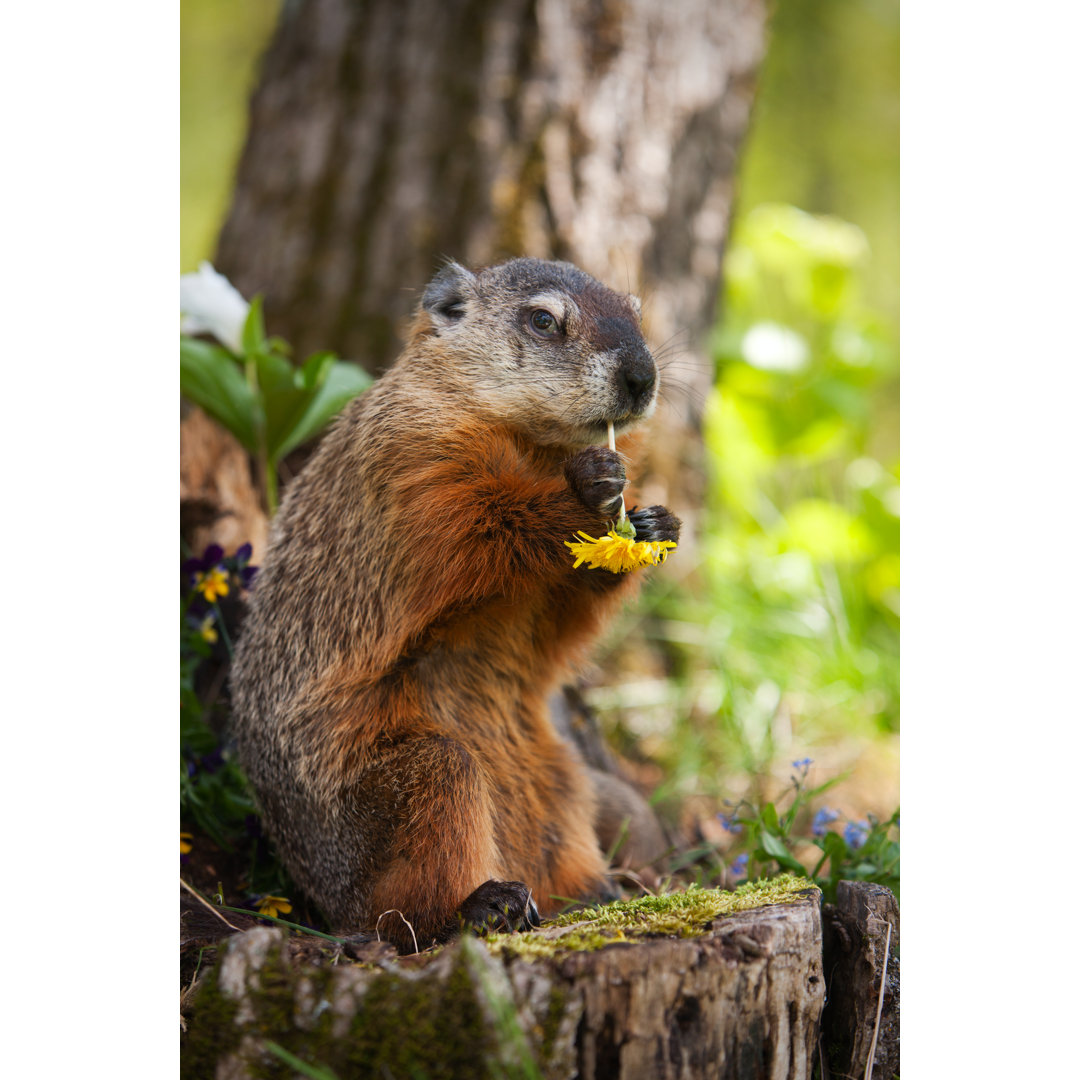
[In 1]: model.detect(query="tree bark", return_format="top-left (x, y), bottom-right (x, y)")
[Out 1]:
top-left (820, 882), bottom-right (900, 1080)
top-left (215, 0), bottom-right (767, 521)
top-left (182, 886), bottom-right (825, 1079)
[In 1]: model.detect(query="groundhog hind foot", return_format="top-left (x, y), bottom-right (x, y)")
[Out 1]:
top-left (454, 879), bottom-right (542, 937)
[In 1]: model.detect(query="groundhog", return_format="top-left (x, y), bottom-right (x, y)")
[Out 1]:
top-left (229, 257), bottom-right (681, 951)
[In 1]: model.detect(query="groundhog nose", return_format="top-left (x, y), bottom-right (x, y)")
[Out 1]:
top-left (620, 360), bottom-right (656, 408)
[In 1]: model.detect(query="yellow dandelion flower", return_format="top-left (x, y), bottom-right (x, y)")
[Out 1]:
top-left (566, 530), bottom-right (677, 573)
top-left (566, 420), bottom-right (677, 574)
top-left (180, 832), bottom-right (193, 855)
top-left (256, 895), bottom-right (293, 919)
top-left (195, 566), bottom-right (230, 603)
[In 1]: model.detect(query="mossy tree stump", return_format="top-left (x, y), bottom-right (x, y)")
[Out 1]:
top-left (183, 878), bottom-right (828, 1079)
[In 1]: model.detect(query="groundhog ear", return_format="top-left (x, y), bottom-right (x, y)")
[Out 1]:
top-left (422, 261), bottom-right (477, 328)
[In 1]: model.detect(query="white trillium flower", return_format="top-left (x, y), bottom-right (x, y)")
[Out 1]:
top-left (180, 262), bottom-right (251, 354)
top-left (740, 321), bottom-right (810, 373)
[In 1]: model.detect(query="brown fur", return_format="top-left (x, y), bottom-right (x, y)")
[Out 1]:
top-left (230, 258), bottom-right (679, 950)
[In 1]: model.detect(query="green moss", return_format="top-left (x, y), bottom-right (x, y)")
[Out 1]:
top-left (538, 985), bottom-right (568, 1065)
top-left (485, 874), bottom-right (817, 960)
top-left (180, 966), bottom-right (242, 1080)
top-left (349, 946), bottom-right (498, 1077)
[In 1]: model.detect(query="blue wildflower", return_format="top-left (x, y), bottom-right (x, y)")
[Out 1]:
top-left (844, 820), bottom-right (870, 850)
top-left (792, 757), bottom-right (813, 771)
top-left (730, 853), bottom-right (749, 878)
top-left (717, 812), bottom-right (743, 834)
top-left (812, 807), bottom-right (840, 838)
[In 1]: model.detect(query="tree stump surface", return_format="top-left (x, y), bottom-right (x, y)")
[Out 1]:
top-left (180, 403), bottom-right (269, 564)
top-left (820, 881), bottom-right (899, 1080)
top-left (182, 881), bottom-right (828, 1080)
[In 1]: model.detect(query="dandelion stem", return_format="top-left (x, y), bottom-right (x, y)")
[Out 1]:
top-left (607, 421), bottom-right (627, 526)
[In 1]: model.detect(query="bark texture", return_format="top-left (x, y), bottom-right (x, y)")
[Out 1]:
top-left (215, 0), bottom-right (767, 520)
top-left (820, 882), bottom-right (900, 1080)
top-left (183, 889), bottom-right (825, 1080)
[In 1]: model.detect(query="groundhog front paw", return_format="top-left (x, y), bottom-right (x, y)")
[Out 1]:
top-left (626, 505), bottom-right (681, 544)
top-left (565, 447), bottom-right (627, 516)
top-left (458, 879), bottom-right (542, 935)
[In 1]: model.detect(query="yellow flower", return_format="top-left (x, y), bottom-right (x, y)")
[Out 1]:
top-left (256, 895), bottom-right (293, 919)
top-left (566, 530), bottom-right (677, 573)
top-left (195, 566), bottom-right (230, 603)
top-left (198, 614), bottom-right (218, 644)
top-left (180, 832), bottom-right (193, 855)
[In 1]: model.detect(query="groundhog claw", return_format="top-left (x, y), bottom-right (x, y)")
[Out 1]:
top-left (565, 446), bottom-right (627, 516)
top-left (459, 879), bottom-right (541, 935)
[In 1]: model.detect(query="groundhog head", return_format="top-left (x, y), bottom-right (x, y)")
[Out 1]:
top-left (416, 257), bottom-right (658, 447)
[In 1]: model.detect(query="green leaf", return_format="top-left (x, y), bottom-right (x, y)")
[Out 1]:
top-left (265, 335), bottom-right (293, 357)
top-left (820, 831), bottom-right (848, 866)
top-left (252, 347), bottom-right (321, 462)
top-left (298, 350), bottom-right (337, 393)
top-left (242, 295), bottom-right (266, 356)
top-left (180, 338), bottom-right (258, 451)
top-left (761, 802), bottom-right (782, 834)
top-left (758, 830), bottom-right (804, 873)
top-left (803, 775), bottom-right (848, 801)
top-left (759, 830), bottom-right (788, 858)
top-left (274, 360), bottom-right (373, 460)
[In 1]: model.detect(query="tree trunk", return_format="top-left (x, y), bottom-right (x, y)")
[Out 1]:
top-left (215, 0), bottom-right (767, 521)
top-left (182, 883), bottom-right (825, 1079)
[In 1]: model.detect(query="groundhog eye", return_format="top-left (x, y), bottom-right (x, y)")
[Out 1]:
top-left (529, 309), bottom-right (558, 336)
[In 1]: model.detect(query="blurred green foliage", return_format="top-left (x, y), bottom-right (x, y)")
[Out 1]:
top-left (599, 1), bottom-right (899, 827)
top-left (703, 0), bottom-right (900, 765)
top-left (707, 201), bottom-right (898, 724)
top-left (606, 201), bottom-right (899, 815)
top-left (671, 762), bottom-right (899, 903)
